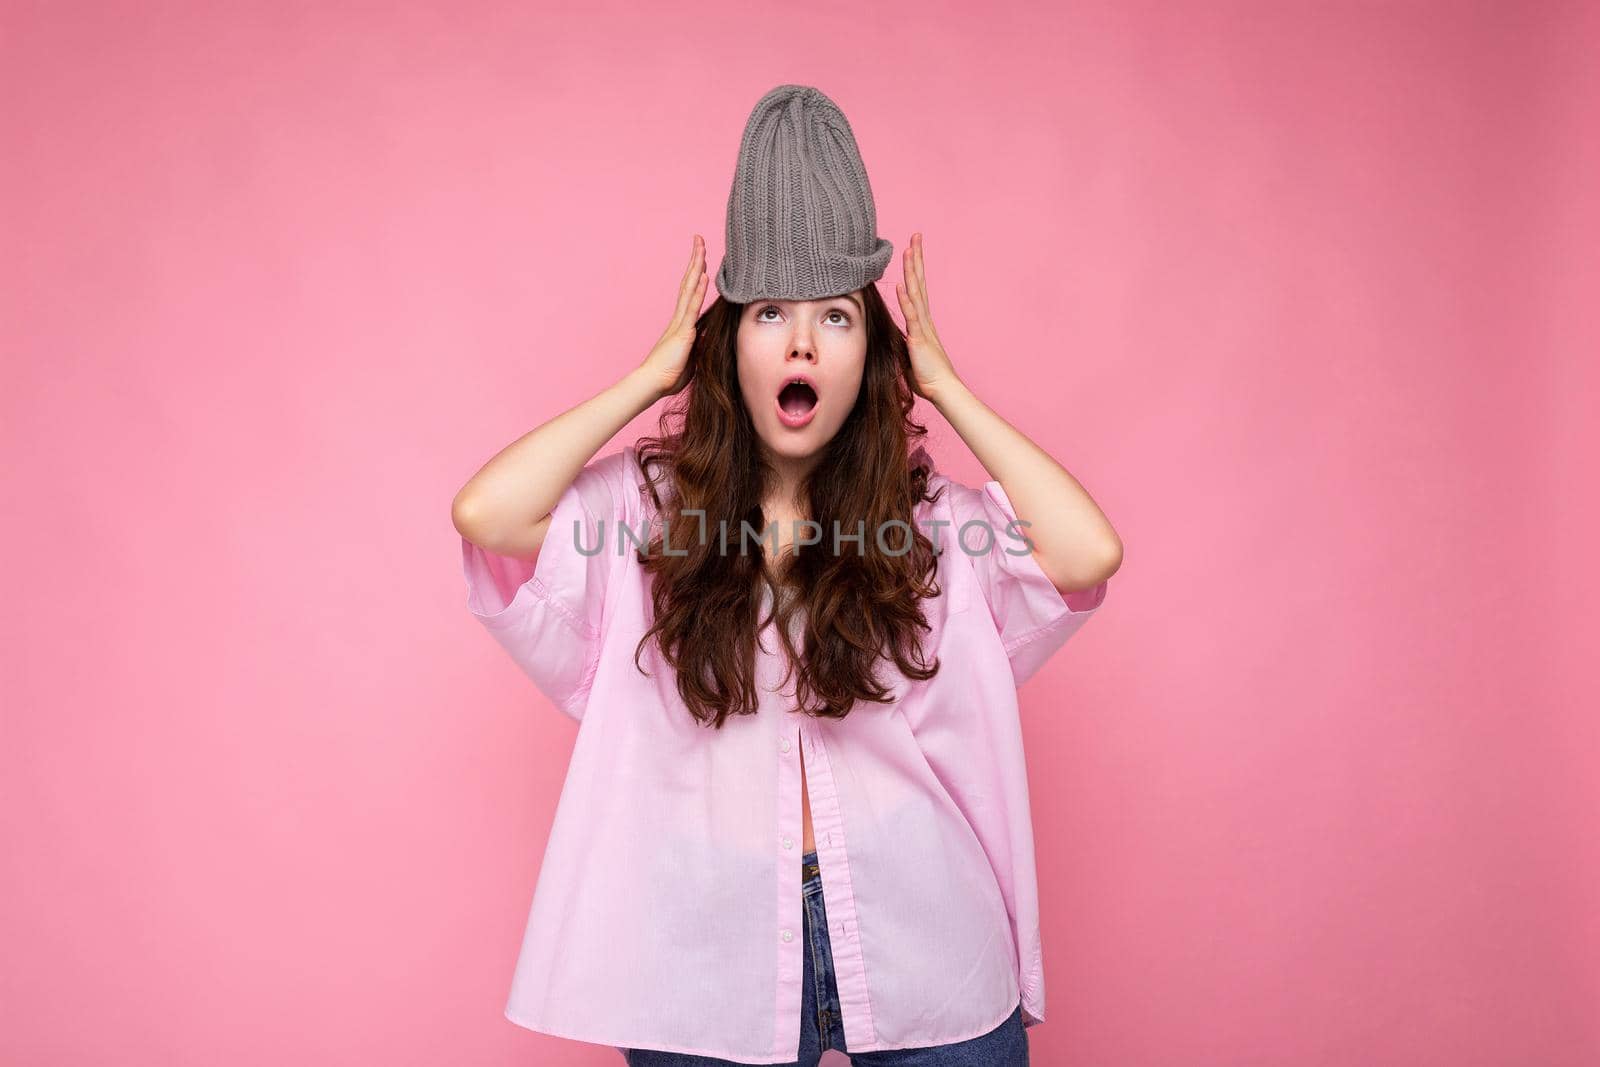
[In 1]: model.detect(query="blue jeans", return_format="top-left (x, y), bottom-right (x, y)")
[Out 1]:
top-left (622, 849), bottom-right (1029, 1066)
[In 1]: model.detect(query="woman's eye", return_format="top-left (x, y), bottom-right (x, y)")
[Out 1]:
top-left (754, 306), bottom-right (851, 325)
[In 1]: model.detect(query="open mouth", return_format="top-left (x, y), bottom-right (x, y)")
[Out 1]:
top-left (775, 377), bottom-right (819, 428)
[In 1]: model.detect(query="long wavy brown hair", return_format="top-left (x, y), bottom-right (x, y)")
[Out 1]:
top-left (630, 282), bottom-right (944, 729)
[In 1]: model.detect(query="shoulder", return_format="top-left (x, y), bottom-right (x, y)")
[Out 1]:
top-left (601, 446), bottom-right (665, 527)
top-left (582, 446), bottom-right (641, 488)
top-left (564, 447), bottom-right (652, 526)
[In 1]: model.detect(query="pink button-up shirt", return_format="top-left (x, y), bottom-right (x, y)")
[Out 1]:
top-left (460, 444), bottom-right (1108, 1062)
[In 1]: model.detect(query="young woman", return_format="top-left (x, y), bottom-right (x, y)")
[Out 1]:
top-left (453, 86), bottom-right (1121, 1067)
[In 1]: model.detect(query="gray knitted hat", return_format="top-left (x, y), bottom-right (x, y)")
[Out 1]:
top-left (715, 84), bottom-right (894, 304)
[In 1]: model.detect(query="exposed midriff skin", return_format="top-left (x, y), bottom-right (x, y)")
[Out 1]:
top-left (767, 536), bottom-right (818, 857)
top-left (800, 745), bottom-right (815, 853)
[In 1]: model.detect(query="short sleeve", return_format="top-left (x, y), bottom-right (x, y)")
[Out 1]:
top-left (460, 447), bottom-right (641, 721)
top-left (941, 474), bottom-right (1108, 688)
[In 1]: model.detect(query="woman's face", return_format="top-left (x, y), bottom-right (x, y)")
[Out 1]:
top-left (735, 290), bottom-right (868, 465)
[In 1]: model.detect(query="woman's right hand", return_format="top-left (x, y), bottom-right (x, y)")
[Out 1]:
top-left (638, 235), bottom-right (709, 399)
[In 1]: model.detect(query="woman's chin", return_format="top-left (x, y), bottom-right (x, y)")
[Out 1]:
top-left (759, 426), bottom-right (831, 460)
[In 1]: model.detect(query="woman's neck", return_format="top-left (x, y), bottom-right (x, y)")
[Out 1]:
top-left (761, 446), bottom-right (820, 514)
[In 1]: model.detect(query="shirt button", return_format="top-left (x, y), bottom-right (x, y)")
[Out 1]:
top-left (781, 929), bottom-right (793, 942)
top-left (782, 835), bottom-right (793, 849)
top-left (780, 738), bottom-right (791, 753)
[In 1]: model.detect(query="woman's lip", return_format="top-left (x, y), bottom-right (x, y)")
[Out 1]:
top-left (774, 391), bottom-right (818, 428)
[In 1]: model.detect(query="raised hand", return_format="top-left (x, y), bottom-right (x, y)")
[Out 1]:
top-left (893, 232), bottom-right (961, 403)
top-left (640, 235), bottom-right (709, 399)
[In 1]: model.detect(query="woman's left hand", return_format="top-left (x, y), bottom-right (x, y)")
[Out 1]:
top-left (894, 232), bottom-right (962, 403)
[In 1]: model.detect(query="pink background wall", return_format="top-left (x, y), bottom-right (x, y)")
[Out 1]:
top-left (4, 2), bottom-right (1596, 1064)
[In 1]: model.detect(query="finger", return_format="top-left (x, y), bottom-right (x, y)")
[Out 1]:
top-left (690, 272), bottom-right (708, 320)
top-left (686, 271), bottom-right (708, 327)
top-left (670, 280), bottom-right (692, 332)
top-left (903, 242), bottom-right (927, 326)
top-left (912, 233), bottom-right (929, 314)
top-left (670, 244), bottom-right (696, 326)
top-left (895, 281), bottom-right (921, 336)
top-left (911, 239), bottom-right (929, 317)
top-left (672, 237), bottom-right (704, 327)
top-left (902, 244), bottom-right (919, 315)
top-left (681, 235), bottom-right (705, 294)
top-left (679, 234), bottom-right (702, 289)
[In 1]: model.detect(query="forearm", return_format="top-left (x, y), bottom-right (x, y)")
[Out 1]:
top-left (929, 379), bottom-right (1122, 591)
top-left (451, 366), bottom-right (663, 552)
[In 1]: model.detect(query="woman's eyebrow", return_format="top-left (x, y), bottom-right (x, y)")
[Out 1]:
top-left (764, 294), bottom-right (864, 312)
